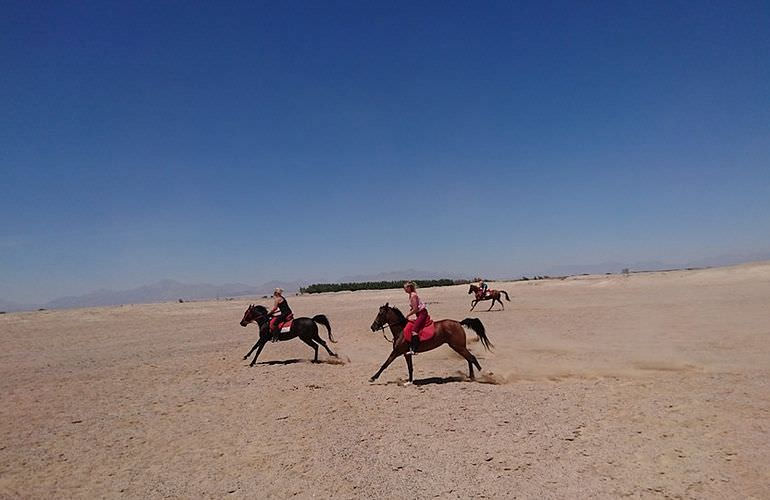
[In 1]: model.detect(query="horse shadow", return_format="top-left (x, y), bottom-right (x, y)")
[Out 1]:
top-left (379, 375), bottom-right (470, 386)
top-left (379, 372), bottom-right (502, 386)
top-left (414, 375), bottom-right (468, 385)
top-left (252, 357), bottom-right (346, 366)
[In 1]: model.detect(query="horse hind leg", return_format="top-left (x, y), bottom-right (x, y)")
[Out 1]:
top-left (449, 343), bottom-right (482, 379)
top-left (299, 336), bottom-right (320, 362)
top-left (312, 331), bottom-right (338, 357)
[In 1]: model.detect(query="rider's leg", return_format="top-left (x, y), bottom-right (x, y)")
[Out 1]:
top-left (408, 309), bottom-right (428, 355)
top-left (270, 315), bottom-right (284, 342)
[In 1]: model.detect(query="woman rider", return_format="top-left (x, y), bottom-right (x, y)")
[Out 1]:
top-left (268, 288), bottom-right (293, 342)
top-left (479, 279), bottom-right (489, 298)
top-left (403, 281), bottom-right (429, 356)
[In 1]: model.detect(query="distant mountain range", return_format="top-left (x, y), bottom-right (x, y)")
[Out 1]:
top-left (0, 279), bottom-right (305, 313)
top-left (539, 251), bottom-right (770, 278)
top-left (337, 269), bottom-right (467, 283)
top-left (0, 270), bottom-right (464, 312)
top-left (3, 254), bottom-right (768, 313)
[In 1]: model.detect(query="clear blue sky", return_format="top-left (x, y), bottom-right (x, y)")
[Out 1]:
top-left (2, 1), bottom-right (769, 303)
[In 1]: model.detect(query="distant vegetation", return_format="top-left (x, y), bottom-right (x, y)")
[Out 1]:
top-left (300, 279), bottom-right (467, 294)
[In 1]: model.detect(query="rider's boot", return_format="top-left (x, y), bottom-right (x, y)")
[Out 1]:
top-left (407, 334), bottom-right (419, 356)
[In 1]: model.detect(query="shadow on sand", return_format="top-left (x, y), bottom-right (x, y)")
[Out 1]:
top-left (252, 357), bottom-right (346, 366)
top-left (378, 372), bottom-right (503, 386)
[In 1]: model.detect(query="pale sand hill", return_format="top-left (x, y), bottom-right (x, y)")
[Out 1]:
top-left (1, 262), bottom-right (769, 498)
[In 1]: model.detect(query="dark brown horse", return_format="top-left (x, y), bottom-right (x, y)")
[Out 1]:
top-left (368, 303), bottom-right (492, 384)
top-left (468, 284), bottom-right (510, 311)
top-left (239, 304), bottom-right (337, 366)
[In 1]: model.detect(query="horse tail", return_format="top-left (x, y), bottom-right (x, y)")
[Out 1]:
top-left (312, 314), bottom-right (336, 343)
top-left (460, 318), bottom-right (493, 350)
top-left (500, 290), bottom-right (511, 302)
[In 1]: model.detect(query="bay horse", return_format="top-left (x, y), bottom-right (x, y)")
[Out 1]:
top-left (468, 284), bottom-right (510, 311)
top-left (368, 303), bottom-right (492, 384)
top-left (239, 304), bottom-right (337, 366)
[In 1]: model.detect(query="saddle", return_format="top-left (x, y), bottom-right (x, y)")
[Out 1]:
top-left (403, 318), bottom-right (436, 342)
top-left (270, 314), bottom-right (294, 333)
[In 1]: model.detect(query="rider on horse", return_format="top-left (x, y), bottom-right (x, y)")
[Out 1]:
top-left (403, 281), bottom-right (429, 356)
top-left (268, 288), bottom-right (293, 342)
top-left (479, 279), bottom-right (489, 298)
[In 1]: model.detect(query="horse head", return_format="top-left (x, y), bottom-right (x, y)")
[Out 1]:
top-left (370, 303), bottom-right (390, 332)
top-left (370, 302), bottom-right (407, 333)
top-left (240, 304), bottom-right (269, 327)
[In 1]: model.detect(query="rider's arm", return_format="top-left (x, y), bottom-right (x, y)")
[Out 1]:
top-left (405, 293), bottom-right (419, 318)
top-left (268, 297), bottom-right (281, 315)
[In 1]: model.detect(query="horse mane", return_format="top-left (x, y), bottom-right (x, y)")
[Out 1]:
top-left (252, 304), bottom-right (268, 315)
top-left (388, 305), bottom-right (406, 322)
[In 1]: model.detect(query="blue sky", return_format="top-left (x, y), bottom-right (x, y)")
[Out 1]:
top-left (2, 1), bottom-right (769, 303)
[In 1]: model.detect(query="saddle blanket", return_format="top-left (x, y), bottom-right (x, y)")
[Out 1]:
top-left (403, 318), bottom-right (436, 342)
top-left (270, 315), bottom-right (294, 333)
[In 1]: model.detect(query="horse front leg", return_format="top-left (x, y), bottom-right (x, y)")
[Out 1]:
top-left (370, 350), bottom-right (400, 382)
top-left (470, 299), bottom-right (478, 311)
top-left (249, 338), bottom-right (269, 367)
top-left (405, 354), bottom-right (414, 383)
top-left (243, 338), bottom-right (263, 360)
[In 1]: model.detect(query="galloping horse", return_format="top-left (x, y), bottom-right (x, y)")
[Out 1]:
top-left (369, 303), bottom-right (492, 384)
top-left (239, 304), bottom-right (337, 366)
top-left (468, 284), bottom-right (510, 311)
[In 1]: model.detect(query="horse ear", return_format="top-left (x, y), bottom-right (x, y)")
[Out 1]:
top-left (385, 302), bottom-right (389, 307)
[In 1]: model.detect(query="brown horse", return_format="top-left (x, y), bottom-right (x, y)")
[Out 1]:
top-left (368, 303), bottom-right (492, 384)
top-left (468, 284), bottom-right (510, 311)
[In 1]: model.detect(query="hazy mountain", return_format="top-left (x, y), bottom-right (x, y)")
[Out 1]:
top-left (540, 252), bottom-right (770, 278)
top-left (39, 279), bottom-right (306, 310)
top-left (0, 298), bottom-right (36, 313)
top-left (4, 253), bottom-right (768, 312)
top-left (541, 260), bottom-right (675, 277)
top-left (337, 269), bottom-right (467, 283)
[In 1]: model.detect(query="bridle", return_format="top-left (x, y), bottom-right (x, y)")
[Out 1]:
top-left (373, 310), bottom-right (407, 343)
top-left (246, 307), bottom-right (270, 326)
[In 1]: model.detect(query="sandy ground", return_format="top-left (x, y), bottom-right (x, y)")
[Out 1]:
top-left (1, 262), bottom-right (769, 499)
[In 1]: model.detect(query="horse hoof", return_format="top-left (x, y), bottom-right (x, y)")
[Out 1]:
top-left (242, 356), bottom-right (248, 361)
top-left (369, 377), bottom-right (376, 383)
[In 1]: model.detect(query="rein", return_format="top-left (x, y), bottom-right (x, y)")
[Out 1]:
top-left (375, 318), bottom-right (407, 343)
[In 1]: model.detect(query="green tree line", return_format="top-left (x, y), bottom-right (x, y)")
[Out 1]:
top-left (300, 279), bottom-right (467, 294)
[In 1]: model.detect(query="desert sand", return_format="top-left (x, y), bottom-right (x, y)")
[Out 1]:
top-left (1, 262), bottom-right (769, 499)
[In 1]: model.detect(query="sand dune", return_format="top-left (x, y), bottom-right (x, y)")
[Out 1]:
top-left (1, 262), bottom-right (769, 498)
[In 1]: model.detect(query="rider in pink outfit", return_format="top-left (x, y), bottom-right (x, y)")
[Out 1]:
top-left (403, 281), bottom-right (428, 356)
